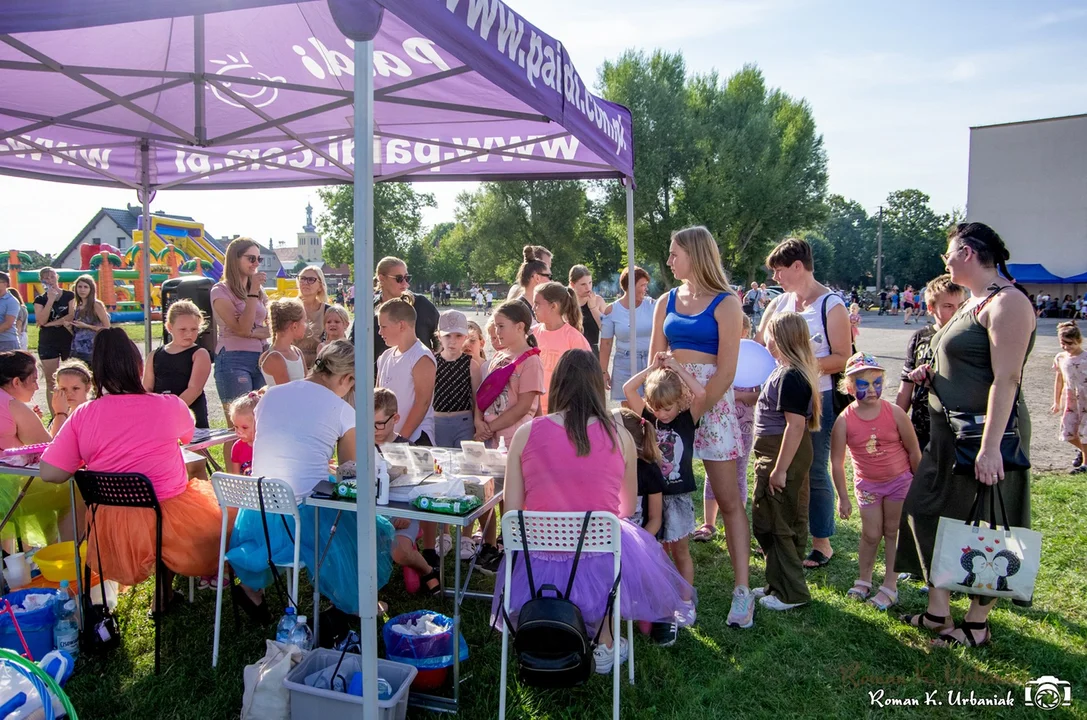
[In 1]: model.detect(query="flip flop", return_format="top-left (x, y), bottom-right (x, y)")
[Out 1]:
top-left (803, 549), bottom-right (832, 569)
top-left (692, 523), bottom-right (717, 542)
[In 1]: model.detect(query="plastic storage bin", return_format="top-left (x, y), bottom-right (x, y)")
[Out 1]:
top-left (0, 588), bottom-right (57, 660)
top-left (283, 649), bottom-right (417, 720)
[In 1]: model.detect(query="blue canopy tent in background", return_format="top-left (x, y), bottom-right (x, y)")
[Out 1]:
top-left (1005, 263), bottom-right (1065, 284)
top-left (0, 2), bottom-right (639, 717)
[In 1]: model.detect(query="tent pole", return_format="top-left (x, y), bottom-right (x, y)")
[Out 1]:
top-left (140, 139), bottom-right (152, 356)
top-left (625, 182), bottom-right (636, 378)
top-left (352, 38), bottom-right (379, 720)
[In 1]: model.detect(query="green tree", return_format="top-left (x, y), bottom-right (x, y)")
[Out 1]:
top-left (292, 258), bottom-right (309, 274)
top-left (599, 55), bottom-right (827, 286)
top-left (315, 183), bottom-right (436, 269)
top-left (880, 189), bottom-right (948, 289)
top-left (817, 195), bottom-right (876, 288)
top-left (682, 65), bottom-right (828, 282)
top-left (599, 50), bottom-right (694, 283)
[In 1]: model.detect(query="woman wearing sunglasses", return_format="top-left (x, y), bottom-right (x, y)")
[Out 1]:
top-left (294, 264), bottom-right (331, 369)
top-left (510, 245), bottom-right (553, 320)
top-left (211, 238), bottom-right (270, 421)
top-left (357, 257), bottom-right (440, 368)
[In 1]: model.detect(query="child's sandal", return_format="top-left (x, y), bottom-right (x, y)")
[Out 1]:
top-left (692, 523), bottom-right (717, 542)
top-left (845, 579), bottom-right (872, 601)
top-left (867, 586), bottom-right (898, 611)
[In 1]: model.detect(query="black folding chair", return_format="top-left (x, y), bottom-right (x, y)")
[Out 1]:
top-left (74, 470), bottom-right (166, 674)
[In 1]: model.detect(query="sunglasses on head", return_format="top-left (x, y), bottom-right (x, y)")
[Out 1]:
top-left (299, 275), bottom-right (319, 284)
top-left (386, 273), bottom-right (411, 284)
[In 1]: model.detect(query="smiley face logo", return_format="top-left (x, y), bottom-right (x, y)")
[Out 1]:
top-left (209, 52), bottom-right (286, 109)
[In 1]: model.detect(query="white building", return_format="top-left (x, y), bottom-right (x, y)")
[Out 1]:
top-left (966, 113), bottom-right (1087, 289)
top-left (297, 203), bottom-right (322, 263)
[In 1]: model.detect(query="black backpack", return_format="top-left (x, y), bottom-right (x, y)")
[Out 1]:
top-left (502, 511), bottom-right (620, 688)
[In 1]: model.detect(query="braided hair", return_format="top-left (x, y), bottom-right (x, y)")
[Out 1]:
top-left (948, 222), bottom-right (1028, 297)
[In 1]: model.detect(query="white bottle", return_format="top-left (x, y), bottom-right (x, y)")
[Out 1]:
top-left (375, 449), bottom-right (390, 506)
top-left (497, 436), bottom-right (507, 454)
top-left (288, 615), bottom-right (314, 651)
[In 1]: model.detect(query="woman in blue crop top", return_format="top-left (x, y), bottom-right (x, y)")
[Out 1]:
top-left (650, 226), bottom-right (756, 628)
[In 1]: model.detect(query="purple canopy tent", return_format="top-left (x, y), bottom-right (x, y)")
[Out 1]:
top-left (0, 2), bottom-right (637, 715)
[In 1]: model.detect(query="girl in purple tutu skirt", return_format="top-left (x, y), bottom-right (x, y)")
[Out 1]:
top-left (491, 350), bottom-right (697, 674)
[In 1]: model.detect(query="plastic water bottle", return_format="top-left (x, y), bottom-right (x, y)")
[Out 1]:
top-left (53, 598), bottom-right (79, 658)
top-left (375, 449), bottom-right (390, 506)
top-left (275, 606), bottom-right (297, 644)
top-left (497, 436), bottom-right (507, 453)
top-left (52, 580), bottom-right (73, 615)
top-left (287, 615), bottom-right (313, 651)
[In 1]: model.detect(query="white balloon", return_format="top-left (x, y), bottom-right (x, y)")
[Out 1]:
top-left (735, 339), bottom-right (777, 388)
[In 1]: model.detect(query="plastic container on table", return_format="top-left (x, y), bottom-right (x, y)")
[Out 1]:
top-left (32, 541), bottom-right (87, 583)
top-left (0, 588), bottom-right (58, 660)
top-left (282, 649), bottom-right (416, 720)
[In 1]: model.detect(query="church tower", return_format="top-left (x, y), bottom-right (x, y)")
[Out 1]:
top-left (296, 202), bottom-right (322, 263)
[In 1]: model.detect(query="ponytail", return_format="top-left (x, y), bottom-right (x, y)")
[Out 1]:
top-left (619, 407), bottom-right (661, 464)
top-left (949, 222), bottom-right (1029, 298)
top-left (535, 282), bottom-right (583, 333)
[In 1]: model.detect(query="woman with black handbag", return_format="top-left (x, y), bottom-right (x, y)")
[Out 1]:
top-left (897, 222), bottom-right (1036, 648)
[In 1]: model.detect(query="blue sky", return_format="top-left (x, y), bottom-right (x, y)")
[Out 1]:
top-left (3, 0), bottom-right (1086, 256)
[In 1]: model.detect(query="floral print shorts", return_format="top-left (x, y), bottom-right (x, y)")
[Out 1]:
top-left (683, 363), bottom-right (742, 462)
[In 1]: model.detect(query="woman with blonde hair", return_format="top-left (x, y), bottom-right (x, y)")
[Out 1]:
top-left (210, 238), bottom-right (269, 418)
top-left (353, 256), bottom-right (439, 366)
top-left (294, 264), bottom-right (330, 369)
top-left (650, 226), bottom-right (753, 628)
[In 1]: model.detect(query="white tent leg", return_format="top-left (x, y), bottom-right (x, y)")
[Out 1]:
top-left (353, 37), bottom-right (380, 720)
top-left (140, 140), bottom-right (152, 356)
top-left (625, 182), bottom-right (636, 377)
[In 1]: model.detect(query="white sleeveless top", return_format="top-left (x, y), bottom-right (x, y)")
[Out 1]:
top-left (776, 291), bottom-right (845, 392)
top-left (260, 348), bottom-right (307, 387)
top-left (376, 339), bottom-right (437, 444)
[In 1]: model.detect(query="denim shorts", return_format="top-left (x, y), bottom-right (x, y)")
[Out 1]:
top-left (610, 348), bottom-right (649, 402)
top-left (213, 349), bottom-right (265, 403)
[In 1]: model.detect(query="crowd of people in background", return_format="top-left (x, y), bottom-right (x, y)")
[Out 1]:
top-left (0, 217), bottom-right (1072, 662)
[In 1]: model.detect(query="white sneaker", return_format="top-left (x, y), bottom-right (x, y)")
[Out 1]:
top-left (593, 638), bottom-right (629, 674)
top-left (727, 586), bottom-right (755, 628)
top-left (758, 594), bottom-right (806, 611)
top-left (436, 533), bottom-right (453, 557)
top-left (751, 587), bottom-right (770, 599)
top-left (459, 538), bottom-right (478, 561)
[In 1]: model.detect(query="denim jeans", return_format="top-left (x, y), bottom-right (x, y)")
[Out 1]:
top-left (213, 349), bottom-right (265, 403)
top-left (808, 389), bottom-right (837, 539)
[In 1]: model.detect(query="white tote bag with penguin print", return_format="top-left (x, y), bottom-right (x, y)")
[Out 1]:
top-left (930, 484), bottom-right (1041, 602)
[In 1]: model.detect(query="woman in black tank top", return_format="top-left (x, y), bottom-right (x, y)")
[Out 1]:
top-left (570, 265), bottom-right (604, 357)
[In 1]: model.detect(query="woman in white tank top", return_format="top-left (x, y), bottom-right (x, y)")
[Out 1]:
top-left (757, 238), bottom-right (853, 569)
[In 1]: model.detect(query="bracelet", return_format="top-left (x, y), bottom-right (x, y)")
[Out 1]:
top-left (53, 412), bottom-right (68, 420)
top-left (247, 294), bottom-right (259, 298)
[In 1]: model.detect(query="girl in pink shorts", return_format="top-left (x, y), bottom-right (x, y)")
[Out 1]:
top-left (830, 353), bottom-right (923, 612)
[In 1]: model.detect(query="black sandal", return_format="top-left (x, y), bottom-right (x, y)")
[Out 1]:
top-left (420, 569), bottom-right (442, 598)
top-left (803, 549), bottom-right (832, 569)
top-left (934, 620), bottom-right (990, 648)
top-left (899, 611), bottom-right (953, 635)
top-left (230, 582), bottom-right (273, 625)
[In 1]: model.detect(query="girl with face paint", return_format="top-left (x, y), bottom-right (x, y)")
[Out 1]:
top-left (830, 352), bottom-right (923, 612)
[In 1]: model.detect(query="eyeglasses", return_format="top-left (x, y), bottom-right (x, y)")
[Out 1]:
top-left (374, 416), bottom-right (394, 430)
top-left (538, 273), bottom-right (552, 280)
top-left (940, 246), bottom-right (966, 263)
top-left (299, 276), bottom-right (319, 285)
top-left (241, 253), bottom-right (261, 263)
top-left (385, 273), bottom-right (411, 284)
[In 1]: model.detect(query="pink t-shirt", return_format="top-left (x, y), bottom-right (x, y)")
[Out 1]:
top-left (520, 417), bottom-right (624, 514)
top-left (0, 388), bottom-right (21, 450)
top-left (42, 394), bottom-right (195, 500)
top-left (482, 350), bottom-right (545, 448)
top-left (210, 284), bottom-right (268, 353)
top-left (231, 440), bottom-right (254, 476)
top-left (533, 323), bottom-right (591, 413)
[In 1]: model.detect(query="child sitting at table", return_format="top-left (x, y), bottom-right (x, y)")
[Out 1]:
top-left (318, 304), bottom-right (350, 354)
top-left (373, 389), bottom-right (441, 595)
top-left (48, 359), bottom-right (92, 436)
top-left (260, 298), bottom-right (307, 386)
top-left (143, 300), bottom-right (211, 428)
top-left (227, 391), bottom-right (261, 476)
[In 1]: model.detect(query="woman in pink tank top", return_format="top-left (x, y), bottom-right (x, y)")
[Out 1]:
top-left (492, 350), bottom-right (696, 668)
top-left (830, 353), bottom-right (922, 611)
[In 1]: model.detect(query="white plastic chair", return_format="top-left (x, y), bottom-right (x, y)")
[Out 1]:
top-left (210, 472), bottom-right (302, 668)
top-left (498, 511), bottom-right (633, 720)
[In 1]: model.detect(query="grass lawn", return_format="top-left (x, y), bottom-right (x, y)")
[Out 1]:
top-left (26, 322), bottom-right (149, 352)
top-left (61, 469), bottom-right (1086, 719)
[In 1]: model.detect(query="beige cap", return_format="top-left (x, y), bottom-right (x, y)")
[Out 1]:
top-left (438, 310), bottom-right (469, 336)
